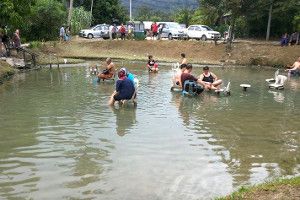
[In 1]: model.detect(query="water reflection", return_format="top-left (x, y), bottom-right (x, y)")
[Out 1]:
top-left (111, 106), bottom-right (137, 136)
top-left (268, 90), bottom-right (285, 103)
top-left (0, 65), bottom-right (299, 199)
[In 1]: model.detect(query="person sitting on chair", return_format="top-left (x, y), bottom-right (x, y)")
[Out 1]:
top-left (97, 57), bottom-right (115, 81)
top-left (181, 64), bottom-right (204, 95)
top-left (199, 66), bottom-right (222, 90)
top-left (109, 69), bottom-right (136, 106)
top-left (173, 63), bottom-right (187, 88)
top-left (286, 57), bottom-right (300, 75)
top-left (147, 55), bottom-right (159, 72)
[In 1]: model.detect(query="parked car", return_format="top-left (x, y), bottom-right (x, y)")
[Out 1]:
top-left (157, 22), bottom-right (188, 40)
top-left (186, 25), bottom-right (221, 41)
top-left (79, 24), bottom-right (109, 39)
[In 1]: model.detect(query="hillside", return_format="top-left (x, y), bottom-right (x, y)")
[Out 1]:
top-left (120, 0), bottom-right (199, 15)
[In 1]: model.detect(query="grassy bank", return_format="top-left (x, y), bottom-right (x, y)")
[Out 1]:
top-left (217, 176), bottom-right (300, 200)
top-left (0, 61), bottom-right (15, 84)
top-left (34, 38), bottom-right (300, 67)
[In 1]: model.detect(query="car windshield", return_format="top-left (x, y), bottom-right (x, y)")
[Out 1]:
top-left (169, 23), bottom-right (181, 29)
top-left (202, 26), bottom-right (213, 31)
top-left (91, 25), bottom-right (99, 29)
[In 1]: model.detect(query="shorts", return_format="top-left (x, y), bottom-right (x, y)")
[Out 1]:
top-left (203, 81), bottom-right (213, 85)
top-left (114, 94), bottom-right (132, 101)
top-left (153, 32), bottom-right (158, 36)
top-left (98, 73), bottom-right (113, 80)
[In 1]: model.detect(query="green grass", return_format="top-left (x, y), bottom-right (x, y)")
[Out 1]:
top-left (216, 176), bottom-right (300, 200)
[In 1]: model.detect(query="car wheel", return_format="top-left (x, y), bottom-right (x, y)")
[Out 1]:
top-left (88, 34), bottom-right (93, 39)
top-left (201, 35), bottom-right (207, 41)
top-left (168, 34), bottom-right (173, 40)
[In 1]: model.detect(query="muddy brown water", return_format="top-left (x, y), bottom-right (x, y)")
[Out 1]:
top-left (0, 63), bottom-right (299, 200)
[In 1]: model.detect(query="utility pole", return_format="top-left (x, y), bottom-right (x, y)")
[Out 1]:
top-left (266, 0), bottom-right (273, 41)
top-left (129, 0), bottom-right (132, 21)
top-left (90, 0), bottom-right (94, 26)
top-left (90, 0), bottom-right (94, 14)
top-left (67, 0), bottom-right (74, 26)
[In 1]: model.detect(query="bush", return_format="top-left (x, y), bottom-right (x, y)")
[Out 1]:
top-left (29, 41), bottom-right (42, 49)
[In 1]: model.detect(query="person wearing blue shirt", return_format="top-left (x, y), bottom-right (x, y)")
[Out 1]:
top-left (109, 69), bottom-right (135, 106)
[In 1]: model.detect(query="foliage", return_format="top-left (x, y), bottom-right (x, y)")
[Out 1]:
top-left (198, 0), bottom-right (300, 38)
top-left (29, 0), bottom-right (66, 41)
top-left (74, 0), bottom-right (128, 25)
top-left (29, 41), bottom-right (42, 49)
top-left (71, 7), bottom-right (92, 34)
top-left (135, 6), bottom-right (172, 22)
top-left (172, 8), bottom-right (193, 26)
top-left (0, 0), bottom-right (35, 38)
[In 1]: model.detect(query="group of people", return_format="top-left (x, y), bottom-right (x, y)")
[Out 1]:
top-left (280, 31), bottom-right (299, 46)
top-left (173, 53), bottom-right (222, 94)
top-left (95, 52), bottom-right (225, 106)
top-left (109, 23), bottom-right (134, 40)
top-left (149, 22), bottom-right (165, 40)
top-left (59, 25), bottom-right (71, 43)
top-left (94, 57), bottom-right (136, 106)
top-left (0, 27), bottom-right (21, 57)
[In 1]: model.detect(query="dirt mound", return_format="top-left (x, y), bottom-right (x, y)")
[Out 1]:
top-left (40, 38), bottom-right (300, 67)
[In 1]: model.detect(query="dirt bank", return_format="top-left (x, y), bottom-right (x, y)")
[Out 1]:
top-left (36, 38), bottom-right (300, 67)
top-left (0, 60), bottom-right (15, 84)
top-left (217, 176), bottom-right (300, 200)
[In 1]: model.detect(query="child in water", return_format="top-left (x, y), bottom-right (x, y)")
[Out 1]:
top-left (147, 55), bottom-right (159, 72)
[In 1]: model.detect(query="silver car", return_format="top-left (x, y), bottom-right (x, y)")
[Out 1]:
top-left (79, 24), bottom-right (110, 39)
top-left (158, 22), bottom-right (188, 40)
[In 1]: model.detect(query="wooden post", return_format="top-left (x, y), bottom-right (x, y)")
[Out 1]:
top-left (49, 54), bottom-right (52, 68)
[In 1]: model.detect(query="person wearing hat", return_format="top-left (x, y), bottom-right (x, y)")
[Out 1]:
top-left (109, 68), bottom-right (136, 106)
top-left (199, 66), bottom-right (222, 90)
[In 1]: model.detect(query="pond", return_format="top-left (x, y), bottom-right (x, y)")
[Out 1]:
top-left (0, 63), bottom-right (299, 200)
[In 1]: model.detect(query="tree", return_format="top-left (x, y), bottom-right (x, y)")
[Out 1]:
top-left (29, 0), bottom-right (67, 40)
top-left (135, 5), bottom-right (172, 22)
top-left (173, 8), bottom-right (193, 26)
top-left (0, 0), bottom-right (35, 35)
top-left (74, 0), bottom-right (127, 24)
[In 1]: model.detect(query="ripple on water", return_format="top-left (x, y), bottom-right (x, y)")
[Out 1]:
top-left (0, 66), bottom-right (300, 199)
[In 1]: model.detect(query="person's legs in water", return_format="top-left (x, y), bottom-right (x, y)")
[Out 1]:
top-left (212, 79), bottom-right (223, 89)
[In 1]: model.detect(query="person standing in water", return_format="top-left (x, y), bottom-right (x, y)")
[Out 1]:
top-left (181, 53), bottom-right (187, 65)
top-left (97, 58), bottom-right (116, 81)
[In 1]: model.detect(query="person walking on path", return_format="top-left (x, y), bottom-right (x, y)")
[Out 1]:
top-left (59, 25), bottom-right (65, 43)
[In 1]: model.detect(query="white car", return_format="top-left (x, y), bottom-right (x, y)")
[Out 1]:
top-left (186, 25), bottom-right (221, 41)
